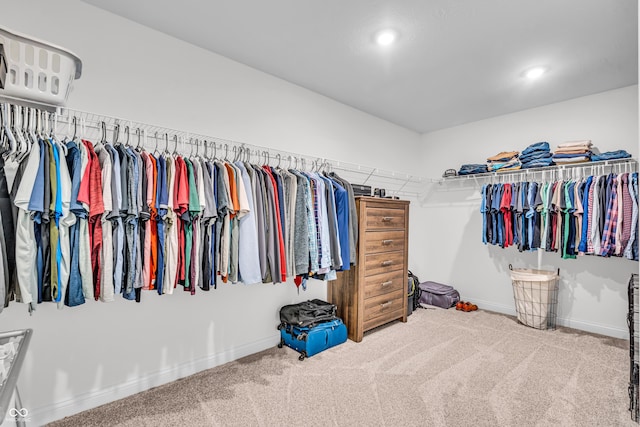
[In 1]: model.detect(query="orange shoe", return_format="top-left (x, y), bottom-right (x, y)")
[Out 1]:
top-left (455, 301), bottom-right (465, 311)
top-left (463, 302), bottom-right (478, 312)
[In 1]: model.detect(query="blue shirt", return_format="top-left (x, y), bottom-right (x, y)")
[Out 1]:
top-left (65, 140), bottom-right (85, 217)
top-left (330, 177), bottom-right (350, 270)
top-left (29, 138), bottom-right (46, 220)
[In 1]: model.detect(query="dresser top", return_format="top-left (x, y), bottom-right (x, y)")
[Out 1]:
top-left (355, 196), bottom-right (410, 206)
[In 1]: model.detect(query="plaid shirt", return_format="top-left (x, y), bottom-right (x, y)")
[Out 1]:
top-left (600, 176), bottom-right (618, 256)
top-left (586, 177), bottom-right (597, 254)
top-left (620, 173), bottom-right (633, 253)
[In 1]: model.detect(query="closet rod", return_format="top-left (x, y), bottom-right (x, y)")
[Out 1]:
top-left (56, 107), bottom-right (427, 188)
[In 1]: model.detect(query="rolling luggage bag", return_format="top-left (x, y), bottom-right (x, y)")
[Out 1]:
top-left (278, 318), bottom-right (347, 361)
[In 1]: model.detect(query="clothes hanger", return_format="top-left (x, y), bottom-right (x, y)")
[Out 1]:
top-left (123, 125), bottom-right (130, 147)
top-left (172, 134), bottom-right (178, 156)
top-left (97, 121), bottom-right (107, 146)
top-left (163, 133), bottom-right (170, 156)
top-left (202, 139), bottom-right (209, 161)
top-left (153, 132), bottom-right (161, 157)
top-left (12, 106), bottom-right (29, 161)
top-left (192, 139), bottom-right (201, 160)
top-left (51, 112), bottom-right (67, 156)
top-left (71, 116), bottom-right (78, 142)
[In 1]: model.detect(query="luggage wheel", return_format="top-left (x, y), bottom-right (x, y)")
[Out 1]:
top-left (298, 351), bottom-right (306, 361)
top-left (277, 339), bottom-right (284, 349)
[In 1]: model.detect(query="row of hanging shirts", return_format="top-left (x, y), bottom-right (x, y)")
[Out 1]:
top-left (480, 169), bottom-right (639, 261)
top-left (0, 104), bottom-right (358, 314)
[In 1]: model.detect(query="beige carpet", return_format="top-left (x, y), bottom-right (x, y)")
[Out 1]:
top-left (49, 308), bottom-right (635, 427)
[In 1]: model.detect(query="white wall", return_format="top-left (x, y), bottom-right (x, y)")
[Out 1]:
top-left (0, 1), bottom-right (422, 424)
top-left (416, 85), bottom-right (639, 338)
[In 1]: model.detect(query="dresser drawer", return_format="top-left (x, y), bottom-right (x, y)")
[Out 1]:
top-left (363, 288), bottom-right (404, 321)
top-left (363, 308), bottom-right (405, 332)
top-left (364, 230), bottom-right (405, 254)
top-left (365, 207), bottom-right (406, 230)
top-left (364, 270), bottom-right (404, 299)
top-left (364, 251), bottom-right (404, 276)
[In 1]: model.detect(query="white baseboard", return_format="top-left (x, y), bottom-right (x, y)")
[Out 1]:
top-left (473, 299), bottom-right (628, 339)
top-left (31, 335), bottom-right (278, 425)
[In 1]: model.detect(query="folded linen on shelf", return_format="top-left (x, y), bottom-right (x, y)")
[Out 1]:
top-left (520, 141), bottom-right (553, 169)
top-left (489, 159), bottom-right (521, 171)
top-left (557, 140), bottom-right (592, 149)
top-left (458, 164), bottom-right (488, 175)
top-left (521, 157), bottom-right (554, 169)
top-left (520, 151), bottom-right (552, 163)
top-left (552, 157), bottom-right (591, 164)
top-left (591, 150), bottom-right (632, 161)
top-left (486, 151), bottom-right (519, 162)
top-left (496, 164), bottom-right (522, 172)
top-left (552, 152), bottom-right (592, 159)
top-left (521, 141), bottom-right (549, 157)
top-left (553, 147), bottom-right (591, 155)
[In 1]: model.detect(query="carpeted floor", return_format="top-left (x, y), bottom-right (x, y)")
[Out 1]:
top-left (48, 308), bottom-right (636, 427)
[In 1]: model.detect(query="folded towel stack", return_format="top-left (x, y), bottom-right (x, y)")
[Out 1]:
top-left (520, 141), bottom-right (553, 169)
top-left (487, 151), bottom-right (521, 172)
top-left (552, 140), bottom-right (592, 164)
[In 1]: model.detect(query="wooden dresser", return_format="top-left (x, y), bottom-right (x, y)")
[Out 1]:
top-left (327, 197), bottom-right (410, 342)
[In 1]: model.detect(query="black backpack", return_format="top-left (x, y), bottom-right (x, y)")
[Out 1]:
top-left (408, 270), bottom-right (422, 311)
top-left (279, 299), bottom-right (337, 328)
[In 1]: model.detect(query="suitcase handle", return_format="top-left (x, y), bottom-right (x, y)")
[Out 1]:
top-left (382, 216), bottom-right (393, 222)
top-left (382, 239), bottom-right (394, 245)
top-left (381, 260), bottom-right (393, 267)
top-left (381, 301), bottom-right (393, 308)
top-left (381, 280), bottom-right (393, 287)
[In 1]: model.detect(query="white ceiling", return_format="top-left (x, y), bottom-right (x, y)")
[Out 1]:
top-left (84, 0), bottom-right (638, 134)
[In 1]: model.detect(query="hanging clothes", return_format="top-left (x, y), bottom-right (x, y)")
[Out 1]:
top-left (0, 113), bottom-right (360, 313)
top-left (480, 172), bottom-right (638, 261)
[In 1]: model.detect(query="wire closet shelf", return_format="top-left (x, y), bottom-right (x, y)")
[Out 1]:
top-left (440, 158), bottom-right (638, 186)
top-left (52, 107), bottom-right (426, 199)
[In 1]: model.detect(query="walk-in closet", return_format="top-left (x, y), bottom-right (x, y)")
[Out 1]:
top-left (0, 1), bottom-right (637, 425)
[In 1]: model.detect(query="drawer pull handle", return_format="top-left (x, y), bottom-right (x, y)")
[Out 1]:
top-left (381, 280), bottom-right (393, 287)
top-left (382, 217), bottom-right (394, 222)
top-left (381, 301), bottom-right (393, 308)
top-left (382, 239), bottom-right (394, 245)
top-left (381, 260), bottom-right (393, 267)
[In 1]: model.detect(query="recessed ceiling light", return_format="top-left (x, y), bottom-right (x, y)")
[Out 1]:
top-left (525, 67), bottom-right (547, 79)
top-left (375, 29), bottom-right (397, 46)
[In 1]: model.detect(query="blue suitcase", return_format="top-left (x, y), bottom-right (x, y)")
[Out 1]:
top-left (278, 319), bottom-right (347, 360)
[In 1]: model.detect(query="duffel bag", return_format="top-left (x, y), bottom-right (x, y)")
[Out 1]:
top-left (418, 281), bottom-right (460, 309)
top-left (279, 299), bottom-right (337, 328)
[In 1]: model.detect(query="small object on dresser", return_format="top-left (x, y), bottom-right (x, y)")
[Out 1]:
top-left (352, 184), bottom-right (372, 196)
top-left (374, 188), bottom-right (386, 197)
